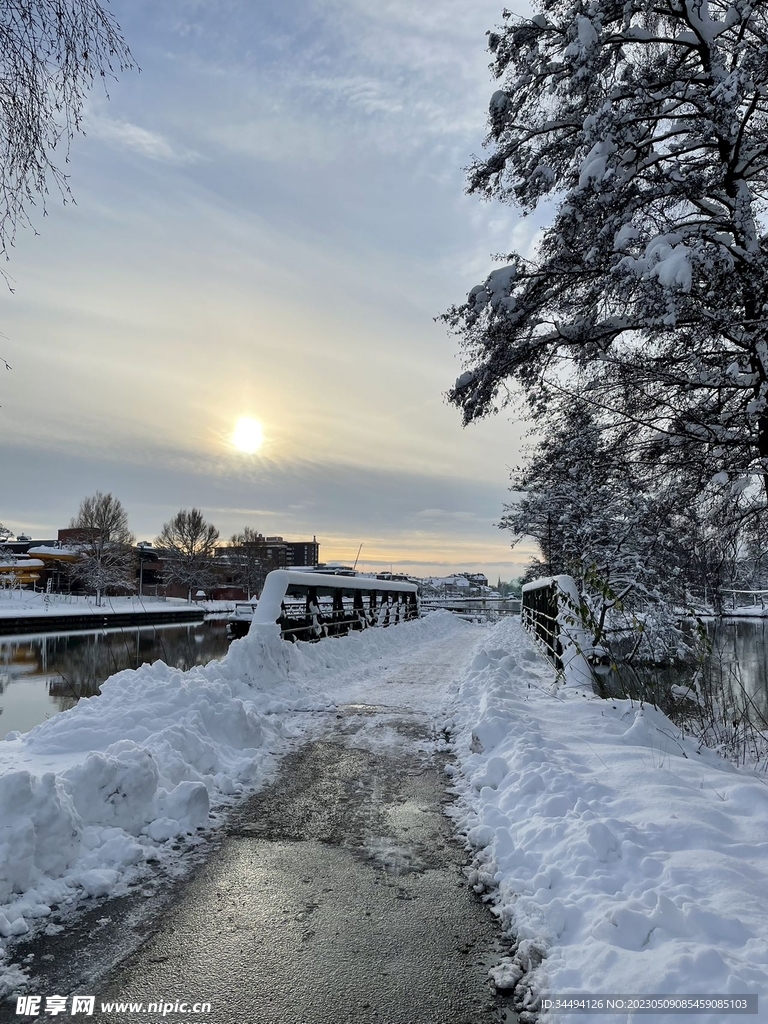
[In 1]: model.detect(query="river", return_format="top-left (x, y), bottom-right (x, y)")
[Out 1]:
top-left (706, 617), bottom-right (768, 722)
top-left (0, 619), bottom-right (231, 739)
top-left (599, 617), bottom-right (768, 730)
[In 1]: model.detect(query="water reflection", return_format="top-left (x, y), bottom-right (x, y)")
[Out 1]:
top-left (603, 618), bottom-right (768, 726)
top-left (707, 618), bottom-right (768, 723)
top-left (0, 620), bottom-right (231, 738)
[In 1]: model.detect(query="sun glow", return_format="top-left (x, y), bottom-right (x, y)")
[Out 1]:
top-left (232, 416), bottom-right (264, 454)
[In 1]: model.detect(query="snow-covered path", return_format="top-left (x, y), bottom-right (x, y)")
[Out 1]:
top-left (300, 616), bottom-right (482, 711)
top-left (0, 612), bottom-right (483, 1001)
top-left (19, 696), bottom-right (513, 1024)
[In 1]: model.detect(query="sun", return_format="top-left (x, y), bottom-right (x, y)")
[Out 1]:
top-left (232, 416), bottom-right (264, 454)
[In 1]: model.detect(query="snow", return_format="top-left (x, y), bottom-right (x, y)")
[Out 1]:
top-left (455, 369), bottom-right (476, 389)
top-left (25, 546), bottom-right (79, 558)
top-left (648, 240), bottom-right (693, 293)
top-left (564, 15), bottom-right (599, 58)
top-left (578, 139), bottom-right (616, 188)
top-left (489, 90), bottom-right (509, 116)
top-left (448, 618), bottom-right (767, 1023)
top-left (0, 611), bottom-right (465, 994)
top-left (612, 223), bottom-right (639, 250)
top-left (621, 234), bottom-right (693, 293)
top-left (0, 560), bottom-right (44, 571)
top-left (0, 592), bottom-right (200, 619)
top-left (0, 623), bottom-right (313, 987)
top-left (469, 264), bottom-right (518, 314)
top-left (2, 609), bottom-right (768, 1021)
top-left (575, 15), bottom-right (598, 50)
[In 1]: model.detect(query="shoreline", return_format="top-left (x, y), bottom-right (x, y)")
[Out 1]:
top-left (0, 595), bottom-right (212, 636)
top-left (0, 607), bottom-right (206, 636)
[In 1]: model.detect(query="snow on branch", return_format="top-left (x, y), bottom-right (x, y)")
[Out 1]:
top-left (444, 0), bottom-right (768, 495)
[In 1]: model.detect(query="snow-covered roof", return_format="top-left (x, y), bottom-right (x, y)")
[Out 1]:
top-left (0, 558), bottom-right (45, 571)
top-left (27, 545), bottom-right (80, 559)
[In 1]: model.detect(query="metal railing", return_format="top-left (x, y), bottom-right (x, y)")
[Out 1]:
top-left (685, 587), bottom-right (768, 612)
top-left (420, 596), bottom-right (520, 617)
top-left (521, 581), bottom-right (563, 669)
top-left (242, 570), bottom-right (420, 642)
top-left (521, 575), bottom-right (603, 686)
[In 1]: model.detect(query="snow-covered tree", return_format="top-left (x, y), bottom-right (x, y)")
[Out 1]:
top-left (502, 400), bottom-right (696, 658)
top-left (504, 405), bottom-right (625, 581)
top-left (728, 502), bottom-right (768, 591)
top-left (445, 0), bottom-right (768, 499)
top-left (68, 491), bottom-right (134, 605)
top-left (156, 509), bottom-right (219, 601)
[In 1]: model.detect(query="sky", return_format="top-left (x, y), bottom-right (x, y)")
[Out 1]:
top-left (0, 0), bottom-right (542, 581)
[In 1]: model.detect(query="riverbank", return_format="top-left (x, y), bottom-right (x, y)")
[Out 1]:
top-left (0, 593), bottom-right (206, 636)
top-left (0, 620), bottom-right (232, 738)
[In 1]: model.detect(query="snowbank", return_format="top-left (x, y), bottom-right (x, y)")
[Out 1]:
top-left (0, 591), bottom-right (199, 618)
top-left (0, 612), bottom-right (461, 994)
top-left (448, 618), bottom-right (767, 1024)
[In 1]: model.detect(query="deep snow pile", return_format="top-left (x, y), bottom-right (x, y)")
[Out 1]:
top-left (447, 617), bottom-right (768, 1024)
top-left (0, 611), bottom-right (463, 995)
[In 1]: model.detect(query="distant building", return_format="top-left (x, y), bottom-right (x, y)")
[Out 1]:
top-left (259, 535), bottom-right (319, 568)
top-left (0, 537), bottom-right (56, 555)
top-left (286, 536), bottom-right (319, 567)
top-left (461, 572), bottom-right (489, 588)
top-left (58, 527), bottom-right (100, 544)
top-left (5, 524), bottom-right (320, 597)
top-left (421, 574), bottom-right (492, 595)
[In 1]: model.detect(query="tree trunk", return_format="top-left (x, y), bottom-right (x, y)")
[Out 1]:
top-left (758, 410), bottom-right (768, 504)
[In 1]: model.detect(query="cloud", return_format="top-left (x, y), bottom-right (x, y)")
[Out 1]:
top-left (157, 0), bottom-right (504, 163)
top-left (87, 116), bottom-right (200, 164)
top-left (0, 437), bottom-right (507, 550)
top-left (203, 506), bottom-right (293, 519)
top-left (207, 115), bottom-right (338, 165)
top-left (306, 74), bottom-right (405, 117)
top-left (414, 508), bottom-right (478, 522)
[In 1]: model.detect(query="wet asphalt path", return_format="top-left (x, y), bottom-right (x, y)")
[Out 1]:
top-left (3, 703), bottom-right (517, 1024)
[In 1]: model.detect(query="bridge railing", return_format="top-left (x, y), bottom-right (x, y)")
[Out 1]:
top-left (250, 570), bottom-right (420, 641)
top-left (685, 587), bottom-right (768, 612)
top-left (521, 575), bottom-right (606, 687)
top-left (419, 596), bottom-right (520, 617)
